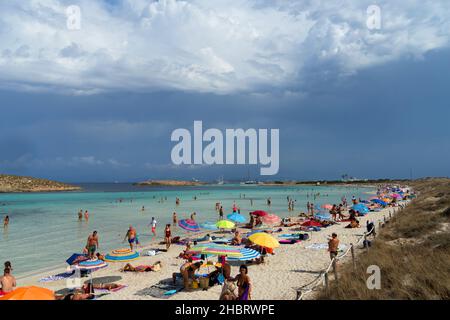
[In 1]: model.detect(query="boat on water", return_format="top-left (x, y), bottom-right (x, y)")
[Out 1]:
top-left (240, 169), bottom-right (259, 185)
top-left (216, 176), bottom-right (224, 185)
top-left (240, 180), bottom-right (259, 185)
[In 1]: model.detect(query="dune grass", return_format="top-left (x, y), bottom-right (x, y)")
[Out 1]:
top-left (316, 178), bottom-right (450, 300)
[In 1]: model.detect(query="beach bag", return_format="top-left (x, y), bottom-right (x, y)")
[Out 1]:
top-left (217, 273), bottom-right (225, 284)
top-left (199, 277), bottom-right (210, 289)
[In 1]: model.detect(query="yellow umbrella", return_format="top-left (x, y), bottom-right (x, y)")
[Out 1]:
top-left (248, 232), bottom-right (279, 249)
top-left (216, 220), bottom-right (235, 229)
top-left (0, 286), bottom-right (55, 300)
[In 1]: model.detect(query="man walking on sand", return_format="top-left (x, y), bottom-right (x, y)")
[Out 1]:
top-left (86, 231), bottom-right (99, 259)
top-left (148, 217), bottom-right (157, 237)
top-left (328, 233), bottom-right (339, 261)
top-left (124, 225), bottom-right (137, 250)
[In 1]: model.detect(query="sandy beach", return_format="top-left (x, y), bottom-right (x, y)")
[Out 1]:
top-left (16, 205), bottom-right (400, 300)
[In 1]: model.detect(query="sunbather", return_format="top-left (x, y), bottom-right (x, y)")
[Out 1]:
top-left (230, 231), bottom-right (242, 245)
top-left (121, 261), bottom-right (162, 272)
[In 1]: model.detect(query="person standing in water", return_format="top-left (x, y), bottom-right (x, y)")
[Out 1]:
top-left (190, 212), bottom-right (196, 221)
top-left (173, 212), bottom-right (178, 225)
top-left (3, 215), bottom-right (9, 228)
top-left (84, 210), bottom-right (89, 221)
top-left (78, 210), bottom-right (83, 221)
top-left (219, 206), bottom-right (224, 220)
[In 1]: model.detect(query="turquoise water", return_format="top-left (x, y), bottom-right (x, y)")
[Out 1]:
top-left (0, 183), bottom-right (373, 276)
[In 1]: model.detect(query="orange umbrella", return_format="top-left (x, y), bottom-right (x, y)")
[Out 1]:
top-left (0, 286), bottom-right (55, 300)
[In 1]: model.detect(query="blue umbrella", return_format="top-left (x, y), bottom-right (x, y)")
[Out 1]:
top-left (227, 248), bottom-right (261, 261)
top-left (200, 222), bottom-right (218, 230)
top-left (353, 203), bottom-right (370, 213)
top-left (371, 199), bottom-right (387, 206)
top-left (66, 253), bottom-right (88, 265)
top-left (227, 213), bottom-right (246, 223)
top-left (314, 213), bottom-right (332, 221)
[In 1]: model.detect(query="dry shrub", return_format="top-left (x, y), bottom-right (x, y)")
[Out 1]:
top-left (316, 178), bottom-right (450, 300)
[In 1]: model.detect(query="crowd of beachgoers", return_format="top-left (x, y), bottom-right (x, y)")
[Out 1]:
top-left (1, 184), bottom-right (415, 300)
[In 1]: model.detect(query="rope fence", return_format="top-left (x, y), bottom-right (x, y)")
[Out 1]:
top-left (295, 204), bottom-right (405, 300)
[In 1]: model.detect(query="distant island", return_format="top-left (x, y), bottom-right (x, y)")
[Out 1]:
top-left (0, 174), bottom-right (81, 193)
top-left (134, 179), bottom-right (206, 186)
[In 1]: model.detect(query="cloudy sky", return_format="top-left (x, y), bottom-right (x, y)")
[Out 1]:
top-left (1, 0), bottom-right (449, 182)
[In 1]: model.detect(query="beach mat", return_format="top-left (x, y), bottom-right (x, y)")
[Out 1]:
top-left (135, 282), bottom-right (183, 299)
top-left (39, 271), bottom-right (75, 283)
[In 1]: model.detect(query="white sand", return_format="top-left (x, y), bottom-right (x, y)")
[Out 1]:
top-left (17, 206), bottom-right (400, 300)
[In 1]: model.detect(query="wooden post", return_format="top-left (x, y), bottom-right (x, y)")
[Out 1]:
top-left (324, 272), bottom-right (329, 292)
top-left (350, 243), bottom-right (356, 271)
top-left (332, 259), bottom-right (338, 285)
top-left (364, 233), bottom-right (369, 252)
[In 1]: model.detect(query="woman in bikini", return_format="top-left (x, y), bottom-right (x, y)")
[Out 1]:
top-left (165, 224), bottom-right (172, 250)
top-left (230, 265), bottom-right (252, 300)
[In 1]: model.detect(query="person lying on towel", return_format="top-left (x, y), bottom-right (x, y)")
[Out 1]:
top-left (120, 261), bottom-right (162, 272)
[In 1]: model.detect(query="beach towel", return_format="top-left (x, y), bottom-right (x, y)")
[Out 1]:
top-left (279, 239), bottom-right (300, 244)
top-left (279, 233), bottom-right (301, 238)
top-left (39, 271), bottom-right (75, 283)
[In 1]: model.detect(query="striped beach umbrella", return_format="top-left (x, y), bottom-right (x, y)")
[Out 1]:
top-left (178, 219), bottom-right (201, 232)
top-left (104, 248), bottom-right (139, 262)
top-left (227, 213), bottom-right (246, 223)
top-left (227, 248), bottom-right (261, 261)
top-left (189, 245), bottom-right (242, 257)
top-left (261, 213), bottom-right (281, 225)
top-left (75, 259), bottom-right (108, 271)
top-left (216, 220), bottom-right (235, 229)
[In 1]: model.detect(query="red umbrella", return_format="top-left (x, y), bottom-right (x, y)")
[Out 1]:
top-left (251, 210), bottom-right (268, 217)
top-left (301, 220), bottom-right (323, 227)
top-left (261, 214), bottom-right (281, 225)
top-left (321, 204), bottom-right (333, 210)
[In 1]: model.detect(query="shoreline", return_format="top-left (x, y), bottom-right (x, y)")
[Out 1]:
top-left (17, 205), bottom-right (403, 300)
